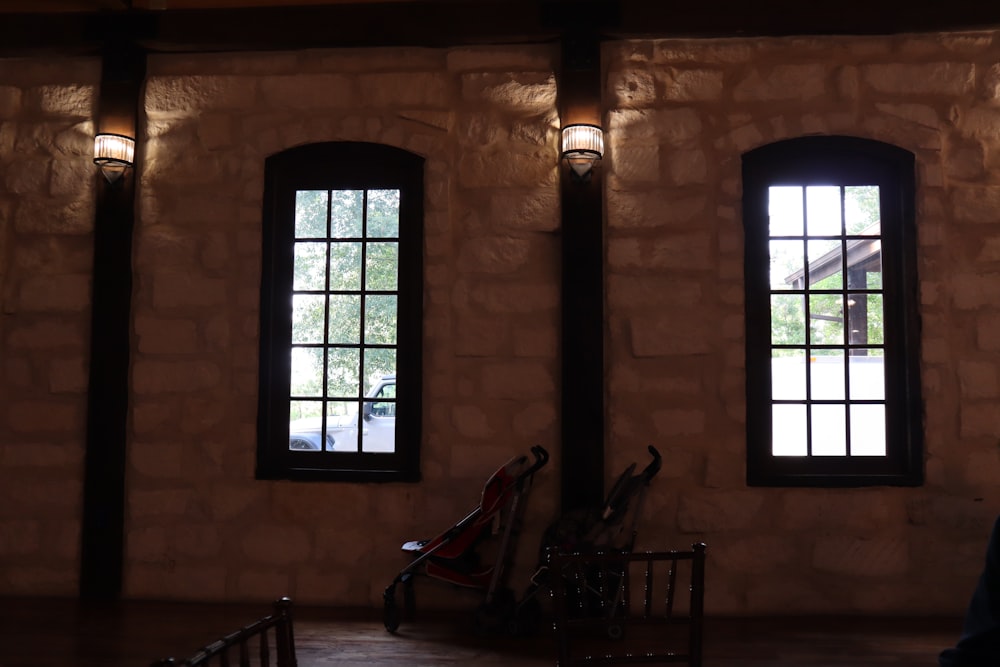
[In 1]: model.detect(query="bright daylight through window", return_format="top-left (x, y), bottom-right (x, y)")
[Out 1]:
top-left (742, 136), bottom-right (922, 487)
top-left (257, 142), bottom-right (423, 482)
top-left (289, 188), bottom-right (400, 455)
top-left (768, 184), bottom-right (885, 457)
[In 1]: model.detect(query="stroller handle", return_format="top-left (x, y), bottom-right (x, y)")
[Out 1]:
top-left (527, 445), bottom-right (550, 474)
top-left (641, 445), bottom-right (662, 482)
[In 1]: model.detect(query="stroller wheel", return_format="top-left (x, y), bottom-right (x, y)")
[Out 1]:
top-left (383, 587), bottom-right (401, 633)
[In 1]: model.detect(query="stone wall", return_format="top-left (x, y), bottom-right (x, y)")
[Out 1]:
top-left (604, 32), bottom-right (1000, 614)
top-left (0, 57), bottom-right (100, 595)
top-left (4, 29), bottom-right (1000, 615)
top-left (125, 46), bottom-right (562, 605)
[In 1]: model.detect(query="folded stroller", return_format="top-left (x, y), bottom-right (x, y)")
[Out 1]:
top-left (510, 445), bottom-right (662, 636)
top-left (383, 445), bottom-right (549, 633)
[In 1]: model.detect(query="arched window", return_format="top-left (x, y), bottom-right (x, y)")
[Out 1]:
top-left (257, 142), bottom-right (424, 482)
top-left (742, 136), bottom-right (922, 486)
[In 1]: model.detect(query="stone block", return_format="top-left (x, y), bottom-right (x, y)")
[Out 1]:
top-left (952, 186), bottom-right (1000, 223)
top-left (33, 84), bottom-right (94, 117)
top-left (151, 273), bottom-right (228, 308)
top-left (129, 489), bottom-right (194, 518)
top-left (657, 68), bottom-right (725, 102)
top-left (197, 113), bottom-right (233, 150)
top-left (1, 442), bottom-right (82, 467)
top-left (608, 107), bottom-right (702, 147)
top-left (457, 147), bottom-right (557, 188)
top-left (607, 68), bottom-right (657, 107)
top-left (651, 408), bottom-right (705, 436)
top-left (0, 566), bottom-right (75, 595)
top-left (489, 188), bottom-right (559, 232)
top-left (241, 524), bottom-right (311, 565)
top-left (132, 360), bottom-right (221, 393)
top-left (512, 324), bottom-right (556, 358)
top-left (0, 520), bottom-right (40, 555)
top-left (863, 62), bottom-right (975, 95)
top-left (457, 236), bottom-right (531, 274)
top-left (145, 75), bottom-right (257, 115)
top-left (811, 535), bottom-right (908, 577)
top-left (130, 441), bottom-right (184, 479)
top-left (512, 402), bottom-right (556, 437)
top-left (16, 274), bottom-right (89, 312)
top-left (4, 155), bottom-right (49, 194)
top-left (976, 314), bottom-right (1000, 350)
top-left (952, 272), bottom-right (1000, 309)
top-left (451, 404), bottom-right (493, 438)
top-left (135, 316), bottom-right (199, 355)
top-left (732, 64), bottom-right (827, 102)
top-left (209, 484), bottom-right (267, 521)
top-left (959, 403), bottom-right (1000, 440)
top-left (127, 525), bottom-right (168, 561)
top-left (958, 360), bottom-right (999, 398)
top-left (482, 361), bottom-right (554, 399)
top-left (6, 401), bottom-right (83, 434)
top-left (0, 85), bottom-right (22, 119)
top-left (779, 490), bottom-right (905, 532)
top-left (460, 72), bottom-right (556, 112)
top-left (963, 450), bottom-right (1000, 486)
top-left (172, 524), bottom-right (223, 559)
top-left (663, 148), bottom-right (707, 185)
top-left (48, 356), bottom-right (87, 393)
top-left (467, 282), bottom-right (558, 314)
top-left (358, 72), bottom-right (451, 108)
top-left (875, 102), bottom-right (940, 128)
top-left (677, 491), bottom-right (764, 532)
top-left (610, 142), bottom-right (659, 184)
top-left (445, 46), bottom-right (552, 72)
top-left (127, 564), bottom-right (228, 600)
top-left (628, 313), bottom-right (714, 357)
top-left (453, 316), bottom-right (506, 356)
top-left (710, 535), bottom-right (797, 575)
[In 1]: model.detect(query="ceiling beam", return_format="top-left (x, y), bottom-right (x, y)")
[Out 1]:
top-left (2, 1), bottom-right (1000, 58)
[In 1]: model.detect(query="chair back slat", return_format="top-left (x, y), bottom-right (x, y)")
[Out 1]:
top-left (550, 545), bottom-right (706, 666)
top-left (151, 598), bottom-right (297, 667)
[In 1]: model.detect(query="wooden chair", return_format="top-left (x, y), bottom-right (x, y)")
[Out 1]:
top-left (151, 597), bottom-right (297, 667)
top-left (550, 544), bottom-right (706, 666)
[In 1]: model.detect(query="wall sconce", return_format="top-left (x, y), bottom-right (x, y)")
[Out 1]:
top-left (93, 133), bottom-right (135, 184)
top-left (561, 124), bottom-right (604, 180)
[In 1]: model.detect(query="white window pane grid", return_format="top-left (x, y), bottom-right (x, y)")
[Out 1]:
top-left (289, 188), bottom-right (400, 453)
top-left (767, 185), bottom-right (886, 458)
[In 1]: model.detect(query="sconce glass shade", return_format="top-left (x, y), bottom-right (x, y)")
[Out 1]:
top-left (94, 133), bottom-right (135, 183)
top-left (561, 124), bottom-right (604, 178)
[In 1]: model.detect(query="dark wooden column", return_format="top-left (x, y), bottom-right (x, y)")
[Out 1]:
top-left (79, 35), bottom-right (145, 601)
top-left (558, 31), bottom-right (605, 512)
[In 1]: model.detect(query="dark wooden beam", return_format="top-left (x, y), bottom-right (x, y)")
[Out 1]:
top-left (79, 37), bottom-right (144, 601)
top-left (558, 29), bottom-right (604, 513)
top-left (613, 0), bottom-right (1000, 38)
top-left (3, 1), bottom-right (1000, 58)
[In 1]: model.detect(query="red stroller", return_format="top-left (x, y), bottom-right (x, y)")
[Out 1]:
top-left (383, 445), bottom-right (549, 633)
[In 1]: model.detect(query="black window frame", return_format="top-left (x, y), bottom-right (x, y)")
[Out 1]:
top-left (257, 142), bottom-right (424, 483)
top-left (742, 135), bottom-right (923, 487)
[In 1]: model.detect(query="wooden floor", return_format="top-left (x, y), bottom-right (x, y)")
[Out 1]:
top-left (0, 596), bottom-right (960, 666)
